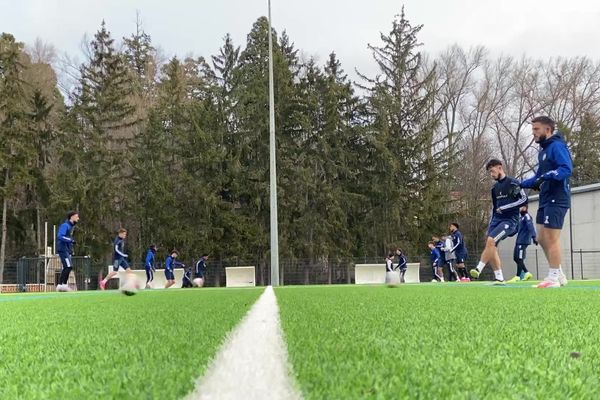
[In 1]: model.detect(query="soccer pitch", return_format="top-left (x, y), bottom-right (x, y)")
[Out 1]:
top-left (1, 282), bottom-right (599, 399)
top-left (276, 282), bottom-right (600, 399)
top-left (0, 288), bottom-right (262, 400)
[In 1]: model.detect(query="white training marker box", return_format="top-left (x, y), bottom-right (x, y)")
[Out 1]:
top-left (354, 264), bottom-right (386, 284)
top-left (355, 263), bottom-right (421, 284)
top-left (225, 266), bottom-right (256, 287)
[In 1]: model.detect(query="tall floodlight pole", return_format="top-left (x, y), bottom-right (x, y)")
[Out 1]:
top-left (268, 0), bottom-right (280, 286)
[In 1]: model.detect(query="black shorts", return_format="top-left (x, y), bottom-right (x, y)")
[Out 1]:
top-left (536, 206), bottom-right (568, 229)
top-left (165, 269), bottom-right (175, 280)
top-left (513, 244), bottom-right (527, 261)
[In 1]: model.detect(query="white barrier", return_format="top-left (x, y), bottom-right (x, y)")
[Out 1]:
top-left (355, 263), bottom-right (420, 284)
top-left (225, 266), bottom-right (256, 287)
top-left (107, 267), bottom-right (184, 289)
top-left (355, 264), bottom-right (386, 284)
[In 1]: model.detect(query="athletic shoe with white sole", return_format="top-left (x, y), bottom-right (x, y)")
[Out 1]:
top-left (558, 270), bottom-right (568, 286)
top-left (492, 279), bottom-right (506, 286)
top-left (536, 278), bottom-right (561, 288)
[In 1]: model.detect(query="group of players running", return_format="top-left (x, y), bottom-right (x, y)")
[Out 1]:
top-left (393, 116), bottom-right (573, 288)
top-left (55, 220), bottom-right (209, 291)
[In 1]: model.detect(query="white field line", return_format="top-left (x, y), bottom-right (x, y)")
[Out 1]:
top-left (186, 286), bottom-right (302, 400)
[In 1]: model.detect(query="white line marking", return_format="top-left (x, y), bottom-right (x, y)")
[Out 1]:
top-left (186, 286), bottom-right (302, 400)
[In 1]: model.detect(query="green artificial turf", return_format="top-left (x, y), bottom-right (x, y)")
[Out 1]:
top-left (0, 288), bottom-right (262, 399)
top-left (276, 282), bottom-right (600, 399)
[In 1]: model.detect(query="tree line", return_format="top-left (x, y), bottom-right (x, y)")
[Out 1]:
top-left (1, 9), bottom-right (600, 279)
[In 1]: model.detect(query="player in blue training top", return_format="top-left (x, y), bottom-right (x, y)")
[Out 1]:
top-left (165, 249), bottom-right (184, 289)
top-left (395, 248), bottom-right (408, 283)
top-left (144, 244), bottom-right (157, 289)
top-left (428, 241), bottom-right (443, 282)
top-left (100, 228), bottom-right (131, 290)
top-left (449, 222), bottom-right (469, 282)
top-left (507, 205), bottom-right (537, 283)
top-left (194, 254), bottom-right (209, 287)
top-left (470, 159), bottom-right (528, 284)
top-left (520, 116), bottom-right (572, 288)
top-left (56, 211), bottom-right (80, 292)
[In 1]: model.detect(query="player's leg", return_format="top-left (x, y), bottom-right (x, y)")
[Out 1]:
top-left (470, 236), bottom-right (496, 278)
top-left (100, 261), bottom-right (119, 290)
top-left (57, 253), bottom-right (73, 291)
top-left (520, 246), bottom-right (533, 280)
top-left (536, 207), bottom-right (568, 288)
top-left (508, 245), bottom-right (523, 283)
top-left (145, 268), bottom-right (153, 288)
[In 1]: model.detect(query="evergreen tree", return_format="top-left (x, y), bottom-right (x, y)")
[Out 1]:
top-left (358, 9), bottom-right (446, 256)
top-left (0, 33), bottom-right (36, 282)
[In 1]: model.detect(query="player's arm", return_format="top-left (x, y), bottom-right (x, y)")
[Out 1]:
top-left (115, 241), bottom-right (128, 258)
top-left (498, 184), bottom-right (528, 212)
top-left (526, 214), bottom-right (538, 244)
top-left (542, 144), bottom-right (573, 181)
top-left (57, 224), bottom-right (74, 243)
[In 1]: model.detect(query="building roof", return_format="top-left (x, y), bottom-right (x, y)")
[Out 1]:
top-left (528, 182), bottom-right (600, 202)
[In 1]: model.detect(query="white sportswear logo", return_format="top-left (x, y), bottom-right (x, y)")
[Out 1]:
top-left (544, 216), bottom-right (550, 225)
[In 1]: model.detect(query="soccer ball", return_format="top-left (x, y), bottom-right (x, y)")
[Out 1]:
top-left (120, 274), bottom-right (140, 296)
top-left (192, 277), bottom-right (204, 287)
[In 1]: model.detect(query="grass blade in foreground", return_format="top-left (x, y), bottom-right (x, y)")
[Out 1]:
top-left (276, 283), bottom-right (600, 399)
top-left (0, 288), bottom-right (262, 399)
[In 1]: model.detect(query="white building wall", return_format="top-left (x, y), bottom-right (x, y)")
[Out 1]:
top-left (498, 183), bottom-right (600, 280)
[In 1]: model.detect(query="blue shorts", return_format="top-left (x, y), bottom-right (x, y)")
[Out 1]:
top-left (165, 269), bottom-right (175, 280)
top-left (456, 254), bottom-right (467, 264)
top-left (58, 252), bottom-right (72, 269)
top-left (112, 258), bottom-right (129, 272)
top-left (514, 244), bottom-right (527, 261)
top-left (487, 219), bottom-right (518, 245)
top-left (536, 206), bottom-right (568, 229)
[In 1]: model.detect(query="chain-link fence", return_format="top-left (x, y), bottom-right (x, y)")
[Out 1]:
top-left (2, 249), bottom-right (599, 291)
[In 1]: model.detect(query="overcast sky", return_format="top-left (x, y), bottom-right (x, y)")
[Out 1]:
top-left (2, 0), bottom-right (600, 80)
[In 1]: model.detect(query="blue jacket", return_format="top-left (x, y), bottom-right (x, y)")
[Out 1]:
top-left (144, 249), bottom-right (156, 269)
top-left (491, 176), bottom-right (528, 222)
top-left (195, 257), bottom-right (207, 277)
top-left (434, 240), bottom-right (446, 263)
top-left (430, 248), bottom-right (441, 267)
top-left (450, 230), bottom-right (467, 257)
top-left (396, 254), bottom-right (407, 270)
top-left (520, 132), bottom-right (572, 208)
top-left (516, 213), bottom-right (537, 245)
top-left (165, 256), bottom-right (183, 271)
top-left (113, 236), bottom-right (128, 261)
top-left (57, 220), bottom-right (75, 254)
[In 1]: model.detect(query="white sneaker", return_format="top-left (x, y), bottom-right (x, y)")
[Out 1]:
top-left (536, 278), bottom-right (561, 288)
top-left (558, 269), bottom-right (568, 286)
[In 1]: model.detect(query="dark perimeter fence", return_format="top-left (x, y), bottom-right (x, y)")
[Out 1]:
top-left (1, 249), bottom-right (599, 292)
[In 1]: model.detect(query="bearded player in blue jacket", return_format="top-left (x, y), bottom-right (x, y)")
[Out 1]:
top-left (470, 159), bottom-right (528, 284)
top-left (520, 116), bottom-right (572, 288)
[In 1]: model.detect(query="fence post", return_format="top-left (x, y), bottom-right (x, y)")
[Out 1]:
top-left (535, 249), bottom-right (539, 280)
top-left (579, 250), bottom-right (584, 280)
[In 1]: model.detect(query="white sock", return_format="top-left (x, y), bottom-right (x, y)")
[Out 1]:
top-left (548, 267), bottom-right (560, 280)
top-left (494, 270), bottom-right (504, 281)
top-left (476, 262), bottom-right (486, 272)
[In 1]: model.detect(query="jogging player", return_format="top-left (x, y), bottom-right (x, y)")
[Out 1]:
top-left (507, 205), bottom-right (537, 283)
top-left (470, 159), bottom-right (528, 284)
top-left (56, 211), bottom-right (79, 292)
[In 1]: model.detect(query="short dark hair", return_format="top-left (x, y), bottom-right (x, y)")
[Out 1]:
top-left (427, 241), bottom-right (435, 246)
top-left (485, 159), bottom-right (503, 170)
top-left (66, 211), bottom-right (79, 220)
top-left (531, 116), bottom-right (555, 131)
top-left (388, 253), bottom-right (394, 258)
top-left (202, 254), bottom-right (208, 257)
top-left (450, 222), bottom-right (459, 230)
